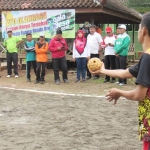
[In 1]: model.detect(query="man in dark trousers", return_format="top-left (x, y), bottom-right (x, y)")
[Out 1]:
top-left (114, 24), bottom-right (130, 86)
top-left (35, 33), bottom-right (48, 84)
top-left (3, 30), bottom-right (23, 78)
top-left (24, 33), bottom-right (36, 82)
top-left (102, 27), bottom-right (117, 83)
top-left (86, 25), bottom-right (103, 80)
top-left (49, 29), bottom-right (68, 85)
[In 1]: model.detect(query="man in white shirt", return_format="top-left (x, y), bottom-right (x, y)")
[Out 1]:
top-left (102, 27), bottom-right (117, 83)
top-left (86, 25), bottom-right (103, 80)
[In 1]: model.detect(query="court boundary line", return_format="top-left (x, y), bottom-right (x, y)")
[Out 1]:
top-left (0, 86), bottom-right (106, 98)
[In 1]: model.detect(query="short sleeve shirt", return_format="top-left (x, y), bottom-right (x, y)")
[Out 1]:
top-left (3, 36), bottom-right (22, 53)
top-left (104, 35), bottom-right (116, 56)
top-left (87, 32), bottom-right (103, 54)
top-left (129, 53), bottom-right (150, 141)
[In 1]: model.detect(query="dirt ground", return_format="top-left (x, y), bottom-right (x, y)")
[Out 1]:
top-left (0, 69), bottom-right (136, 96)
top-left (0, 69), bottom-right (142, 150)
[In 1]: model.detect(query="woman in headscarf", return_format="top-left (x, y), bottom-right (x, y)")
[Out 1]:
top-left (73, 30), bottom-right (90, 82)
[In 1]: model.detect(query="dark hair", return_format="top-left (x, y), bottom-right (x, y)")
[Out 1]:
top-left (56, 30), bottom-right (62, 34)
top-left (26, 33), bottom-right (32, 36)
top-left (7, 30), bottom-right (12, 33)
top-left (89, 25), bottom-right (96, 29)
top-left (141, 12), bottom-right (150, 36)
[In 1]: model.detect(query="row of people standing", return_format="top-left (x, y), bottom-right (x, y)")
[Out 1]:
top-left (103, 25), bottom-right (130, 86)
top-left (73, 25), bottom-right (103, 82)
top-left (4, 29), bottom-right (69, 85)
top-left (73, 24), bottom-right (130, 86)
top-left (4, 24), bottom-right (130, 85)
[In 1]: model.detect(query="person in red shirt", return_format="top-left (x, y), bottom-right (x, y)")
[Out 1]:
top-left (49, 29), bottom-right (68, 85)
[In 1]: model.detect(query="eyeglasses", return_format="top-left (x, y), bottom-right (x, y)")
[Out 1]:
top-left (107, 32), bottom-right (110, 34)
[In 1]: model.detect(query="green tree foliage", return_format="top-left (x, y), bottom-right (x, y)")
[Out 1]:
top-left (128, 0), bottom-right (150, 7)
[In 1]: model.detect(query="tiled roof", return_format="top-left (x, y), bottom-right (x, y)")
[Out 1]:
top-left (105, 0), bottom-right (142, 20)
top-left (0, 0), bottom-right (142, 21)
top-left (0, 0), bottom-right (100, 9)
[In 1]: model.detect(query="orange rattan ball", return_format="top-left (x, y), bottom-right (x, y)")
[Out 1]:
top-left (87, 57), bottom-right (102, 72)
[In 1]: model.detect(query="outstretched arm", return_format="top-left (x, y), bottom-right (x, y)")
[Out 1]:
top-left (90, 63), bottom-right (133, 79)
top-left (106, 84), bottom-right (148, 105)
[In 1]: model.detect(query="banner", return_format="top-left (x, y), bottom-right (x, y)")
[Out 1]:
top-left (2, 9), bottom-right (75, 38)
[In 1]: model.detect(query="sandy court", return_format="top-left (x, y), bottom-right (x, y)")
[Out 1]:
top-left (0, 88), bottom-right (141, 150)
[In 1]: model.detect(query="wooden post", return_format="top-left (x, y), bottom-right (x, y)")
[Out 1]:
top-left (0, 59), bottom-right (1, 71)
top-left (91, 15), bottom-right (94, 24)
top-left (132, 24), bottom-right (135, 43)
top-left (132, 23), bottom-right (135, 61)
top-left (126, 24), bottom-right (128, 34)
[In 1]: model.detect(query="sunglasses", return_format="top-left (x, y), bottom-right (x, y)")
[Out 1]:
top-left (107, 32), bottom-right (110, 34)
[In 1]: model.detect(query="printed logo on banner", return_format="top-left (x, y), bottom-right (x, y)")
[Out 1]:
top-left (2, 10), bottom-right (75, 39)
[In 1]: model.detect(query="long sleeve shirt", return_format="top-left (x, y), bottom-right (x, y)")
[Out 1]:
top-left (49, 37), bottom-right (68, 58)
top-left (24, 40), bottom-right (36, 61)
top-left (72, 42), bottom-right (90, 58)
top-left (35, 41), bottom-right (48, 62)
top-left (114, 32), bottom-right (130, 56)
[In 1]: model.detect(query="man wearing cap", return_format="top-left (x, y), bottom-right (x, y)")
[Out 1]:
top-left (49, 29), bottom-right (68, 85)
top-left (86, 25), bottom-right (103, 80)
top-left (3, 30), bottom-right (23, 78)
top-left (82, 22), bottom-right (90, 38)
top-left (35, 33), bottom-right (48, 84)
top-left (114, 24), bottom-right (130, 86)
top-left (102, 27), bottom-right (117, 83)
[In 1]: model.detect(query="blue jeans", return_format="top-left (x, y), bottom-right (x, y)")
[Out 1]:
top-left (76, 57), bottom-right (87, 80)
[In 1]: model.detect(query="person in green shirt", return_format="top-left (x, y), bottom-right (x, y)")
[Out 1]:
top-left (114, 25), bottom-right (130, 86)
top-left (3, 30), bottom-right (23, 78)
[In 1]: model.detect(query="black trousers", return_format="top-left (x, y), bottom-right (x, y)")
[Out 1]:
top-left (115, 56), bottom-right (127, 84)
top-left (26, 61), bottom-right (36, 79)
top-left (87, 54), bottom-right (100, 78)
top-left (36, 62), bottom-right (47, 81)
top-left (52, 56), bottom-right (68, 81)
top-left (7, 52), bottom-right (18, 75)
top-left (104, 55), bottom-right (116, 81)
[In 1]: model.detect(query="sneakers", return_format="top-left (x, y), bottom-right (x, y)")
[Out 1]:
top-left (119, 83), bottom-right (125, 86)
top-left (6, 75), bottom-right (11, 78)
top-left (103, 79), bottom-right (110, 83)
top-left (86, 76), bottom-right (91, 80)
top-left (75, 79), bottom-right (80, 83)
top-left (115, 81), bottom-right (120, 84)
top-left (64, 79), bottom-right (69, 84)
top-left (34, 80), bottom-right (39, 84)
top-left (40, 81), bottom-right (44, 84)
top-left (15, 75), bottom-right (19, 78)
top-left (6, 75), bottom-right (19, 78)
top-left (82, 79), bottom-right (86, 82)
top-left (27, 78), bottom-right (31, 82)
top-left (93, 77), bottom-right (99, 80)
top-left (55, 80), bottom-right (60, 85)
